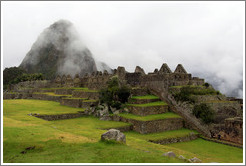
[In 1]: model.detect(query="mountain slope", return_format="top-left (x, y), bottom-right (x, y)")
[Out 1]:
top-left (19, 19), bottom-right (110, 79)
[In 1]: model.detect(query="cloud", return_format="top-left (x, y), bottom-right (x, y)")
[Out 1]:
top-left (2, 1), bottom-right (244, 98)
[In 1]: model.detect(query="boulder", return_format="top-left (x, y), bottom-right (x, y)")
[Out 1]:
top-left (163, 151), bottom-right (176, 158)
top-left (101, 129), bottom-right (126, 143)
top-left (178, 155), bottom-right (186, 160)
top-left (188, 157), bottom-right (202, 163)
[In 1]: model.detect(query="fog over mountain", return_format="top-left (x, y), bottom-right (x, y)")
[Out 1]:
top-left (19, 20), bottom-right (111, 79)
top-left (3, 2), bottom-right (244, 98)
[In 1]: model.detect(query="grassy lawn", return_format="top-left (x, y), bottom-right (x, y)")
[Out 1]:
top-left (127, 101), bottom-right (167, 107)
top-left (3, 100), bottom-right (83, 117)
top-left (131, 95), bottom-right (159, 100)
top-left (117, 112), bottom-right (181, 121)
top-left (125, 129), bottom-right (198, 141)
top-left (3, 99), bottom-right (243, 163)
top-left (168, 138), bottom-right (243, 163)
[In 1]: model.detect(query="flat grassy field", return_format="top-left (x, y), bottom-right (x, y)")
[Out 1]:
top-left (3, 99), bottom-right (243, 163)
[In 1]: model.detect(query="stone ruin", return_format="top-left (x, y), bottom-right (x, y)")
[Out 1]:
top-left (4, 62), bottom-right (243, 145)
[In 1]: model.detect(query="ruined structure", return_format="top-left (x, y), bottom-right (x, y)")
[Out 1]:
top-left (4, 63), bottom-right (243, 145)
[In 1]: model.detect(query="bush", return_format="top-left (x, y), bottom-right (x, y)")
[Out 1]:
top-left (192, 103), bottom-right (215, 124)
top-left (204, 82), bottom-right (210, 88)
top-left (99, 76), bottom-right (130, 109)
top-left (173, 87), bottom-right (195, 103)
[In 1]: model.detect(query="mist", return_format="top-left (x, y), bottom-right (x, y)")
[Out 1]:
top-left (2, 1), bottom-right (244, 98)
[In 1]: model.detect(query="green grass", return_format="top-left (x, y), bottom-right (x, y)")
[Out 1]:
top-left (203, 100), bottom-right (236, 103)
top-left (131, 95), bottom-right (159, 100)
top-left (168, 138), bottom-right (243, 163)
top-left (62, 98), bottom-right (87, 100)
top-left (3, 100), bottom-right (83, 117)
top-left (74, 89), bottom-right (99, 92)
top-left (127, 101), bottom-right (167, 107)
top-left (3, 99), bottom-right (243, 163)
top-left (41, 87), bottom-right (89, 90)
top-left (33, 92), bottom-right (72, 97)
top-left (83, 100), bottom-right (98, 102)
top-left (117, 112), bottom-right (181, 121)
top-left (125, 129), bottom-right (198, 141)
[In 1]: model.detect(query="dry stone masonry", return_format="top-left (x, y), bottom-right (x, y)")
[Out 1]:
top-left (4, 62), bottom-right (243, 145)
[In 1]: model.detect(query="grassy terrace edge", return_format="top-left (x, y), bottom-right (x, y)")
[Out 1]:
top-left (116, 112), bottom-right (181, 121)
top-left (131, 95), bottom-right (159, 100)
top-left (125, 128), bottom-right (199, 141)
top-left (127, 101), bottom-right (167, 107)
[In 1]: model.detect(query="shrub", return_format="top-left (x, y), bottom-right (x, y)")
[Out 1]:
top-left (204, 82), bottom-right (210, 88)
top-left (99, 76), bottom-right (130, 109)
top-left (192, 103), bottom-right (215, 124)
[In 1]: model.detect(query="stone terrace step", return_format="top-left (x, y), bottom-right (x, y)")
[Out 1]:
top-left (60, 98), bottom-right (99, 108)
top-left (32, 93), bottom-right (71, 102)
top-left (127, 101), bottom-right (169, 116)
top-left (130, 87), bottom-right (149, 96)
top-left (72, 89), bottom-right (99, 100)
top-left (34, 112), bottom-right (86, 121)
top-left (112, 113), bottom-right (184, 134)
top-left (125, 129), bottom-right (199, 144)
top-left (60, 98), bottom-right (85, 108)
top-left (129, 95), bottom-right (160, 104)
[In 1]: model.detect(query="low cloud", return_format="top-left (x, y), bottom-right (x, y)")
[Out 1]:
top-left (2, 1), bottom-right (244, 97)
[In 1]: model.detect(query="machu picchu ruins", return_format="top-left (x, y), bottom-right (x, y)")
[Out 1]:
top-left (4, 62), bottom-right (243, 147)
top-left (3, 3), bottom-right (244, 162)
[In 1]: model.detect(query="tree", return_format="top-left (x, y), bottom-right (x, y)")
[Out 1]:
top-left (192, 103), bottom-right (215, 124)
top-left (99, 76), bottom-right (130, 110)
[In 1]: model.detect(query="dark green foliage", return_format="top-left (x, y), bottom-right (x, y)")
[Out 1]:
top-left (3, 67), bottom-right (44, 90)
top-left (173, 86), bottom-right (219, 103)
top-left (99, 76), bottom-right (130, 109)
top-left (173, 87), bottom-right (195, 103)
top-left (204, 82), bottom-right (210, 88)
top-left (12, 73), bottom-right (44, 84)
top-left (3, 67), bottom-right (26, 88)
top-left (192, 103), bottom-right (215, 124)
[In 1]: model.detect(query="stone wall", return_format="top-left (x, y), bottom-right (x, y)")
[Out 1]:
top-left (55, 89), bottom-right (74, 95)
top-left (128, 98), bottom-right (160, 104)
top-left (60, 98), bottom-right (83, 108)
top-left (72, 91), bottom-right (99, 100)
top-left (35, 112), bottom-right (85, 121)
top-left (149, 133), bottom-right (199, 144)
top-left (112, 115), bottom-right (184, 134)
top-left (81, 100), bottom-right (99, 108)
top-left (127, 105), bottom-right (169, 116)
top-left (213, 117), bottom-right (243, 144)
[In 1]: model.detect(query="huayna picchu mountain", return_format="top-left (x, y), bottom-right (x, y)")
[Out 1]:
top-left (19, 19), bottom-right (111, 79)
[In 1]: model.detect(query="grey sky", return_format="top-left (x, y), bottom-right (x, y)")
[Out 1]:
top-left (2, 1), bottom-right (245, 97)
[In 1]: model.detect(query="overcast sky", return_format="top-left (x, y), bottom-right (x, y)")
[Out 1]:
top-left (1, 1), bottom-right (245, 97)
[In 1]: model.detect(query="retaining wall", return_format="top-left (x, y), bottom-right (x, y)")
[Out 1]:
top-left (127, 105), bottom-right (168, 116)
top-left (149, 133), bottom-right (199, 144)
top-left (112, 115), bottom-right (184, 134)
top-left (35, 112), bottom-right (85, 121)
